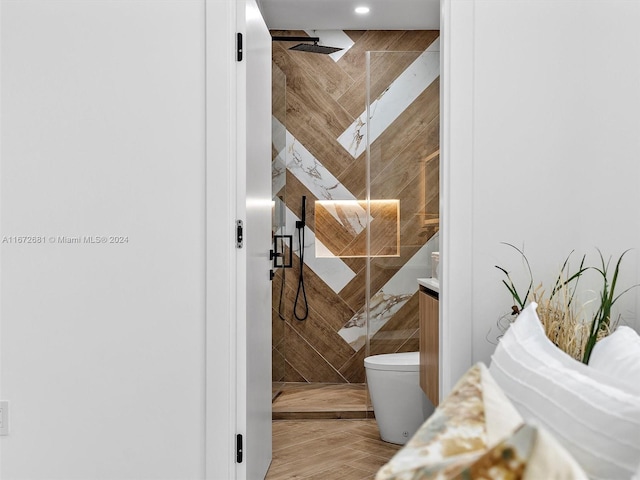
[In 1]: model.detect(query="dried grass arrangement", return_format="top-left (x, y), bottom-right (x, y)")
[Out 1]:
top-left (532, 284), bottom-right (592, 362)
top-left (495, 244), bottom-right (636, 364)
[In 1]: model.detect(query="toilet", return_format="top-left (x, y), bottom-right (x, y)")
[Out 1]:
top-left (365, 351), bottom-right (434, 445)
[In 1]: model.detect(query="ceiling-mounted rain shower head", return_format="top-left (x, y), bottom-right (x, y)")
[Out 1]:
top-left (271, 36), bottom-right (343, 55)
top-left (289, 42), bottom-right (342, 54)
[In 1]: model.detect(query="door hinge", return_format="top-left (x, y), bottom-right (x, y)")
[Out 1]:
top-left (236, 32), bottom-right (243, 62)
top-left (236, 220), bottom-right (244, 249)
top-left (236, 434), bottom-right (243, 463)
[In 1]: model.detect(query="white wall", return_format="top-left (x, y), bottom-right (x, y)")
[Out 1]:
top-left (0, 1), bottom-right (212, 478)
top-left (441, 0), bottom-right (640, 392)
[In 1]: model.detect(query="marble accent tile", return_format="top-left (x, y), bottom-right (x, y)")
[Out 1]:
top-left (285, 207), bottom-right (356, 293)
top-left (337, 50), bottom-right (420, 120)
top-left (339, 292), bottom-right (413, 351)
top-left (337, 39), bottom-right (440, 159)
top-left (284, 123), bottom-right (358, 201)
top-left (316, 200), bottom-right (367, 239)
top-left (272, 153), bottom-right (285, 198)
top-left (338, 233), bottom-right (440, 350)
top-left (272, 116), bottom-right (287, 197)
top-left (338, 83), bottom-right (439, 201)
top-left (278, 118), bottom-right (370, 233)
top-left (369, 296), bottom-right (420, 356)
top-left (305, 29), bottom-right (355, 62)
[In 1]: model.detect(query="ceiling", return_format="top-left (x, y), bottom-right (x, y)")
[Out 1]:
top-left (256, 0), bottom-right (440, 30)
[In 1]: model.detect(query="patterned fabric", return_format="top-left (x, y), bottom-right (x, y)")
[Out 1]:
top-left (376, 361), bottom-right (588, 479)
top-left (376, 363), bottom-right (523, 480)
top-left (456, 423), bottom-right (587, 480)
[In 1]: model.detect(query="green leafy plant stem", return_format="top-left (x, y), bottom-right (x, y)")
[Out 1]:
top-left (582, 249), bottom-right (636, 363)
top-left (496, 246), bottom-right (634, 364)
top-left (495, 243), bottom-right (533, 313)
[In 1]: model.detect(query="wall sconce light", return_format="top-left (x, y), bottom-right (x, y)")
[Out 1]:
top-left (315, 199), bottom-right (400, 258)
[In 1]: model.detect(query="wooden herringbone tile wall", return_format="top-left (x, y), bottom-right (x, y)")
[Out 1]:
top-left (272, 30), bottom-right (440, 384)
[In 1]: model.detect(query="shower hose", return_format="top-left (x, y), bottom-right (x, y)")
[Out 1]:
top-left (293, 219), bottom-right (309, 321)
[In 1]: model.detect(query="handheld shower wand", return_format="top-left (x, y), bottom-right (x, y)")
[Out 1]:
top-left (293, 196), bottom-right (309, 321)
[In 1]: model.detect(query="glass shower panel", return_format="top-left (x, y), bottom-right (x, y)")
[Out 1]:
top-left (365, 50), bottom-right (440, 358)
top-left (272, 61), bottom-right (287, 400)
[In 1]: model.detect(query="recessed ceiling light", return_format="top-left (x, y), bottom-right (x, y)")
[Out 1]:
top-left (355, 6), bottom-right (370, 14)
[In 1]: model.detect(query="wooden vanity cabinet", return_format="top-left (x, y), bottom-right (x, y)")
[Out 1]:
top-left (419, 286), bottom-right (439, 406)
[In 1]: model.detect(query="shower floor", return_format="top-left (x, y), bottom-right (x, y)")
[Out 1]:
top-left (272, 383), bottom-right (374, 420)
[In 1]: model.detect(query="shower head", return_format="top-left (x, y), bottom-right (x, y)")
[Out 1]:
top-left (289, 42), bottom-right (342, 54)
top-left (271, 36), bottom-right (343, 55)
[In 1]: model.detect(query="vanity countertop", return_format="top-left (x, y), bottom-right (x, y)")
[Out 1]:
top-left (417, 277), bottom-right (439, 294)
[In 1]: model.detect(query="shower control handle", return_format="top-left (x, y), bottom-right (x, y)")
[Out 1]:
top-left (272, 235), bottom-right (293, 268)
top-left (270, 250), bottom-right (282, 260)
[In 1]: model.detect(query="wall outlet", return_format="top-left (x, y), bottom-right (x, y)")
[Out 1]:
top-left (0, 401), bottom-right (8, 435)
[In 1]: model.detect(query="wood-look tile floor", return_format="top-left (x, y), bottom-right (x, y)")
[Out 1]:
top-left (272, 383), bottom-right (374, 420)
top-left (266, 419), bottom-right (400, 480)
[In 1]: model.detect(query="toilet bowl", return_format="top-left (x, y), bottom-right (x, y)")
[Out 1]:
top-left (365, 351), bottom-right (434, 445)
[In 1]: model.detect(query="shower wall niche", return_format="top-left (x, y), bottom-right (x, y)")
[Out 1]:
top-left (271, 30), bottom-right (440, 385)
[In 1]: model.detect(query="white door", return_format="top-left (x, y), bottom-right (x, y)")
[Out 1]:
top-left (236, 0), bottom-right (273, 479)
